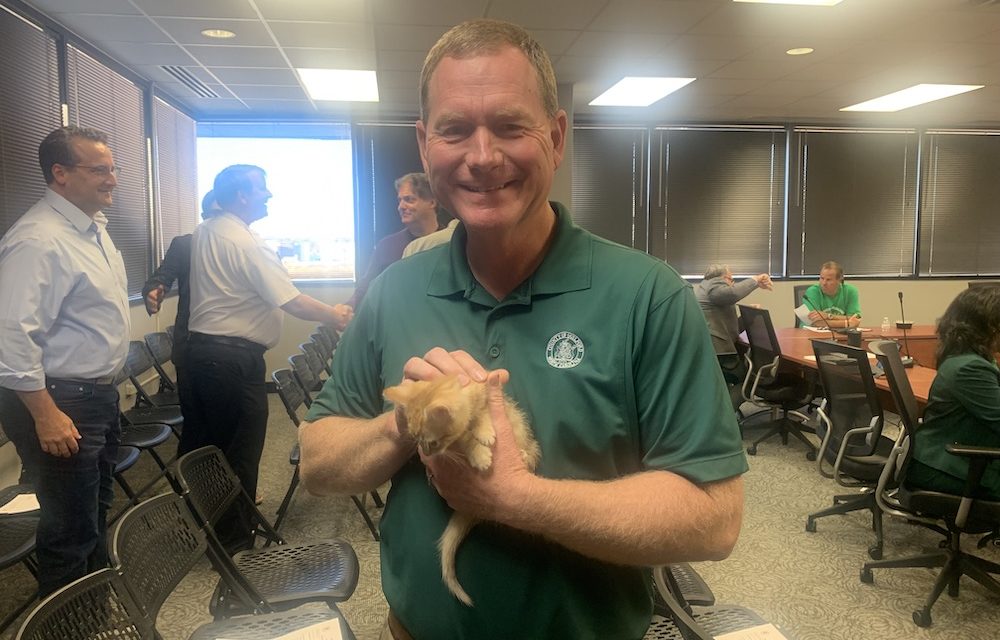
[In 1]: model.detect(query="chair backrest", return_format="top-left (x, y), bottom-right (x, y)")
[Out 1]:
top-left (16, 568), bottom-right (153, 640)
top-left (108, 493), bottom-right (209, 621)
top-left (874, 341), bottom-right (921, 482)
top-left (300, 342), bottom-right (328, 382)
top-left (317, 324), bottom-right (340, 351)
top-left (811, 339), bottom-right (884, 458)
top-left (273, 369), bottom-right (307, 428)
top-left (174, 447), bottom-right (245, 529)
top-left (738, 304), bottom-right (782, 370)
top-left (793, 284), bottom-right (812, 328)
top-left (288, 353), bottom-right (318, 404)
top-left (164, 325), bottom-right (174, 345)
top-left (125, 341), bottom-right (156, 378)
top-left (968, 281), bottom-right (1000, 289)
top-left (143, 332), bottom-right (172, 366)
top-left (309, 332), bottom-right (333, 360)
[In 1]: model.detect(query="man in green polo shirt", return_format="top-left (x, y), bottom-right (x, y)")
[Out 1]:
top-left (299, 19), bottom-right (748, 640)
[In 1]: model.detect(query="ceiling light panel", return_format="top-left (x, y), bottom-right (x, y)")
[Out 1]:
top-left (297, 68), bottom-right (379, 102)
top-left (841, 84), bottom-right (984, 112)
top-left (590, 77), bottom-right (696, 107)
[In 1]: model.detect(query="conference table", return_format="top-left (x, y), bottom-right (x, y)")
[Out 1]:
top-left (771, 326), bottom-right (938, 411)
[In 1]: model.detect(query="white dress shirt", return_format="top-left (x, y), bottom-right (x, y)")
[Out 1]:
top-left (188, 212), bottom-right (299, 349)
top-left (0, 189), bottom-right (130, 391)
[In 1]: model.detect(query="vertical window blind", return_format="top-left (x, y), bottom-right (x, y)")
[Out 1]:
top-left (153, 97), bottom-right (198, 258)
top-left (65, 44), bottom-right (150, 296)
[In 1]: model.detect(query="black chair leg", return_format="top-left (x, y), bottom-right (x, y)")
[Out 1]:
top-left (351, 495), bottom-right (380, 541)
top-left (369, 489), bottom-right (384, 508)
top-left (274, 467), bottom-right (300, 532)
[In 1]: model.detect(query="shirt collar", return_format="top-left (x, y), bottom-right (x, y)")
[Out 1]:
top-left (427, 201), bottom-right (592, 304)
top-left (44, 188), bottom-right (106, 233)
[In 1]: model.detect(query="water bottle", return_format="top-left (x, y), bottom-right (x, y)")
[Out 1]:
top-left (881, 316), bottom-right (891, 334)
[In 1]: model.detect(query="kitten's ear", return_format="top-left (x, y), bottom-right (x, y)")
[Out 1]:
top-left (425, 403), bottom-right (453, 425)
top-left (384, 383), bottom-right (413, 406)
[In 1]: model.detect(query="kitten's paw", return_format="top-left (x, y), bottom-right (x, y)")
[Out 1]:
top-left (472, 426), bottom-right (496, 447)
top-left (468, 446), bottom-right (493, 470)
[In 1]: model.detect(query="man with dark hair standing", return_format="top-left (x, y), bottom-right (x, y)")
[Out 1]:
top-left (347, 172), bottom-right (443, 309)
top-left (0, 125), bottom-right (129, 596)
top-left (300, 20), bottom-right (746, 640)
top-left (186, 164), bottom-right (352, 549)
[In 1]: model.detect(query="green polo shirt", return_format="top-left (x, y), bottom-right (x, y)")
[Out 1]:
top-left (307, 202), bottom-right (747, 640)
top-left (802, 282), bottom-right (861, 318)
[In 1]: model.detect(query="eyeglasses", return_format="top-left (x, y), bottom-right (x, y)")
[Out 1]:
top-left (68, 164), bottom-right (121, 177)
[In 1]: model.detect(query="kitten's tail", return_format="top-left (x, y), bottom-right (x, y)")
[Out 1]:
top-left (439, 513), bottom-right (478, 607)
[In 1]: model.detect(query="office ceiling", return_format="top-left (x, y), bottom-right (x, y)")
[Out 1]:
top-left (17, 0), bottom-right (1000, 127)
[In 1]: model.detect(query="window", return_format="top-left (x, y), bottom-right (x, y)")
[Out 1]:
top-left (0, 6), bottom-right (61, 236)
top-left (196, 127), bottom-right (355, 280)
top-left (654, 127), bottom-right (786, 277)
top-left (65, 44), bottom-right (151, 297)
top-left (788, 128), bottom-right (917, 277)
top-left (572, 126), bottom-right (648, 251)
top-left (919, 131), bottom-right (1000, 276)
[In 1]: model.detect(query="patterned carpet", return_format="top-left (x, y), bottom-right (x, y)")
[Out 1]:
top-left (1, 398), bottom-right (998, 639)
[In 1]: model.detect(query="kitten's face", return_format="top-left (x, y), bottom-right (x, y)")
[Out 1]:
top-left (384, 376), bottom-right (477, 456)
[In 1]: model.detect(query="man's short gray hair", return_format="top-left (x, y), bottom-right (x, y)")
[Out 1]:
top-left (704, 264), bottom-right (730, 280)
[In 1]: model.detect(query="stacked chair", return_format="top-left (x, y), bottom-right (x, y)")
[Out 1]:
top-left (0, 420), bottom-right (40, 635)
top-left (861, 341), bottom-right (1000, 627)
top-left (17, 491), bottom-right (356, 639)
top-left (272, 369), bottom-right (381, 538)
top-left (805, 339), bottom-right (894, 560)
top-left (737, 305), bottom-right (818, 459)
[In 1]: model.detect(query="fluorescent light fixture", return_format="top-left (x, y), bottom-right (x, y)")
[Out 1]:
top-left (589, 77), bottom-right (696, 107)
top-left (733, 0), bottom-right (843, 5)
top-left (786, 47), bottom-right (814, 56)
top-left (297, 68), bottom-right (379, 102)
top-left (841, 84), bottom-right (984, 112)
top-left (200, 28), bottom-right (235, 39)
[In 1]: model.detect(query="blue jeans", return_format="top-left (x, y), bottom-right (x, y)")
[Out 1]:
top-left (0, 380), bottom-right (120, 596)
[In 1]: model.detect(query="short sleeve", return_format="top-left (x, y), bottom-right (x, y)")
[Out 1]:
top-left (243, 242), bottom-right (299, 308)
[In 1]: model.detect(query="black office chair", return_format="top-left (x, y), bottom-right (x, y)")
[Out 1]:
top-left (173, 446), bottom-right (359, 619)
top-left (862, 341), bottom-right (1000, 627)
top-left (793, 283), bottom-right (812, 327)
top-left (0, 483), bottom-right (40, 635)
top-left (271, 370), bottom-right (381, 538)
top-left (738, 305), bottom-right (818, 459)
top-left (805, 339), bottom-right (894, 560)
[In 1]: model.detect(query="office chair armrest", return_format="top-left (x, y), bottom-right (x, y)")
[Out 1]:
top-left (945, 443), bottom-right (1000, 528)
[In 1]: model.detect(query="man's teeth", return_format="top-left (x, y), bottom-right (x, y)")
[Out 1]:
top-left (469, 183), bottom-right (505, 193)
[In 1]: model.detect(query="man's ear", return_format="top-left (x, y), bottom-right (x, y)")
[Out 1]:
top-left (550, 109), bottom-right (568, 170)
top-left (415, 119), bottom-right (430, 174)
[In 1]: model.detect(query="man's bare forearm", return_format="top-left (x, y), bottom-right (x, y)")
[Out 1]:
top-left (494, 471), bottom-right (743, 566)
top-left (299, 412), bottom-right (415, 495)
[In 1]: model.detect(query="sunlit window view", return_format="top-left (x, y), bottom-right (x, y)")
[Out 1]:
top-left (196, 136), bottom-right (355, 280)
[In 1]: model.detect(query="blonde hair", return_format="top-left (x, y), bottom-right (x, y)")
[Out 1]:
top-left (419, 19), bottom-right (558, 120)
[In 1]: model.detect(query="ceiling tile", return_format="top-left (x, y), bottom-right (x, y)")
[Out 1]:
top-left (131, 0), bottom-right (257, 20)
top-left (254, 0), bottom-right (367, 22)
top-left (709, 59), bottom-right (805, 81)
top-left (59, 15), bottom-right (169, 44)
top-left (531, 30), bottom-right (581, 57)
top-left (153, 17), bottom-right (272, 47)
top-left (566, 30), bottom-right (671, 59)
top-left (24, 0), bottom-right (139, 15)
top-left (371, 0), bottom-right (489, 27)
top-left (487, 0), bottom-right (608, 31)
top-left (267, 21), bottom-right (374, 50)
top-left (588, 0), bottom-right (715, 34)
top-left (229, 85), bottom-right (308, 101)
top-left (184, 45), bottom-right (289, 68)
top-left (99, 41), bottom-right (196, 66)
top-left (375, 24), bottom-right (448, 52)
top-left (208, 67), bottom-right (299, 85)
top-left (376, 50), bottom-right (427, 72)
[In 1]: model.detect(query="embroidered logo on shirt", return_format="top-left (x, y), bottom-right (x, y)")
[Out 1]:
top-left (545, 331), bottom-right (585, 369)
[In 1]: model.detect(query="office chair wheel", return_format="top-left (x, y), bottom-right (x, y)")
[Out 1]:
top-left (913, 609), bottom-right (932, 628)
top-left (805, 450), bottom-right (817, 462)
top-left (805, 519), bottom-right (816, 533)
top-left (747, 445), bottom-right (757, 456)
top-left (867, 545), bottom-right (882, 560)
top-left (860, 568), bottom-right (874, 584)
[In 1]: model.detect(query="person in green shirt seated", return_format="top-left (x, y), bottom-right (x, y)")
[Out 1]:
top-left (802, 260), bottom-right (861, 328)
top-left (907, 286), bottom-right (1000, 500)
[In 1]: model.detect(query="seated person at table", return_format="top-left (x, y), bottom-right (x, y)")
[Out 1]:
top-left (906, 287), bottom-right (1000, 500)
top-left (802, 261), bottom-right (861, 328)
top-left (695, 264), bottom-right (772, 382)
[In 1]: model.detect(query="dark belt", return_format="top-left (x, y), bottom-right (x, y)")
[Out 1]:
top-left (47, 375), bottom-right (117, 388)
top-left (188, 332), bottom-right (267, 353)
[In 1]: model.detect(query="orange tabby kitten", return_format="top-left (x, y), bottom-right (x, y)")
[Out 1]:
top-left (384, 375), bottom-right (541, 606)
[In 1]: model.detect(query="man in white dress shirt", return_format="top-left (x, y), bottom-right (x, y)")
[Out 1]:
top-left (0, 126), bottom-right (129, 596)
top-left (185, 164), bottom-right (351, 549)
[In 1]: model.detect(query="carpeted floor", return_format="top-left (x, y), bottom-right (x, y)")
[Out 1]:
top-left (2, 398), bottom-right (999, 639)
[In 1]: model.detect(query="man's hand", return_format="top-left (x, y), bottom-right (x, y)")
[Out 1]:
top-left (847, 314), bottom-right (862, 328)
top-left (421, 370), bottom-right (528, 521)
top-left (753, 274), bottom-right (773, 290)
top-left (808, 309), bottom-right (824, 322)
top-left (402, 347), bottom-right (489, 385)
top-left (331, 303), bottom-right (353, 330)
top-left (35, 407), bottom-right (81, 457)
top-left (144, 284), bottom-right (166, 315)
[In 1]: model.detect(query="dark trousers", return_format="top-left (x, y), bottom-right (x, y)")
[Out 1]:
top-left (0, 381), bottom-right (120, 596)
top-left (185, 337), bottom-right (268, 548)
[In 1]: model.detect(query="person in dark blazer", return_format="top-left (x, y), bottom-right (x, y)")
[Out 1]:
top-left (695, 264), bottom-right (772, 382)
